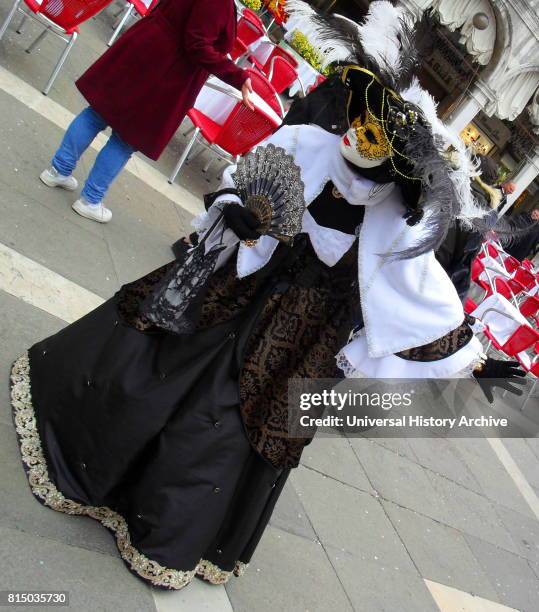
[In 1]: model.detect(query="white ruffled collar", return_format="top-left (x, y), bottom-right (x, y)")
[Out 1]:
top-left (326, 138), bottom-right (395, 208)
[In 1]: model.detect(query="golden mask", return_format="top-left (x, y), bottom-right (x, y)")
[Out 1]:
top-left (351, 112), bottom-right (392, 160)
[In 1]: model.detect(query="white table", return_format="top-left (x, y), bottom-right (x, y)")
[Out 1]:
top-left (248, 37), bottom-right (274, 66)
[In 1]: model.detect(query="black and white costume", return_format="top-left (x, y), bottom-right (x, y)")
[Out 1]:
top-left (9, 0), bottom-right (525, 592)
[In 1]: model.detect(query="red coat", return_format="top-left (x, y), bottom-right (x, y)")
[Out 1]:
top-left (76, 0), bottom-right (247, 160)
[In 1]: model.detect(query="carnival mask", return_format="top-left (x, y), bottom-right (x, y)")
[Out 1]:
top-left (340, 111), bottom-right (391, 169)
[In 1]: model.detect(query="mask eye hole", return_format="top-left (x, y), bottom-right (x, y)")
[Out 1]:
top-left (365, 128), bottom-right (378, 144)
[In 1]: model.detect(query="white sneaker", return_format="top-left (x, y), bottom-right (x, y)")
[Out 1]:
top-left (72, 199), bottom-right (112, 223)
top-left (40, 167), bottom-right (78, 191)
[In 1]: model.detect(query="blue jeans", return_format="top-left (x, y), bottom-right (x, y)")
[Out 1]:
top-left (52, 107), bottom-right (135, 205)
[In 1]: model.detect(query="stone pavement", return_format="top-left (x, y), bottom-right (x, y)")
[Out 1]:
top-left (1, 6), bottom-right (539, 612)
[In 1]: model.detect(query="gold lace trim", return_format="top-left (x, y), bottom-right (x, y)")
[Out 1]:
top-left (196, 560), bottom-right (249, 584)
top-left (10, 353), bottom-right (248, 590)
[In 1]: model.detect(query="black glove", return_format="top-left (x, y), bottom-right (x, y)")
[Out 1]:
top-left (473, 358), bottom-right (527, 403)
top-left (223, 203), bottom-right (261, 241)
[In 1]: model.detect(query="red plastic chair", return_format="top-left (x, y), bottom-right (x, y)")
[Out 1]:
top-left (492, 277), bottom-right (518, 304)
top-left (307, 74), bottom-right (327, 94)
top-left (108, 0), bottom-right (159, 46)
top-left (522, 259), bottom-right (535, 271)
top-left (266, 55), bottom-right (305, 96)
top-left (478, 242), bottom-right (500, 260)
top-left (502, 255), bottom-right (521, 274)
top-left (249, 44), bottom-right (299, 74)
top-left (464, 297), bottom-right (478, 315)
top-left (230, 14), bottom-right (266, 62)
top-left (471, 257), bottom-right (490, 293)
top-left (0, 0), bottom-right (114, 94)
top-left (242, 7), bottom-right (266, 32)
top-left (244, 67), bottom-right (285, 117)
top-left (520, 294), bottom-right (539, 319)
top-left (168, 83), bottom-right (281, 184)
top-left (512, 268), bottom-right (537, 292)
top-left (483, 318), bottom-right (539, 358)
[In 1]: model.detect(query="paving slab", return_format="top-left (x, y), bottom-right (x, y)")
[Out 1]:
top-left (0, 90), bottom-right (103, 240)
top-left (465, 534), bottom-right (539, 612)
top-left (0, 290), bottom-right (64, 427)
top-left (0, 84), bottom-right (192, 243)
top-left (382, 500), bottom-right (500, 602)
top-left (405, 437), bottom-right (482, 493)
top-left (502, 438), bottom-right (539, 491)
top-left (427, 471), bottom-right (519, 554)
top-left (225, 526), bottom-right (353, 612)
top-left (349, 437), bottom-right (451, 525)
top-left (0, 178), bottom-right (117, 298)
top-left (102, 209), bottom-right (177, 286)
top-left (359, 434), bottom-right (419, 462)
top-left (495, 503), bottom-right (539, 564)
top-left (523, 438), bottom-right (539, 462)
top-left (269, 480), bottom-right (317, 542)
top-left (75, 144), bottom-right (191, 241)
top-left (0, 421), bottom-right (118, 559)
top-left (300, 435), bottom-right (375, 494)
top-left (0, 525), bottom-right (156, 612)
top-left (451, 438), bottom-right (536, 518)
top-left (290, 464), bottom-right (417, 573)
top-left (328, 547), bottom-right (439, 612)
top-left (153, 579), bottom-right (233, 612)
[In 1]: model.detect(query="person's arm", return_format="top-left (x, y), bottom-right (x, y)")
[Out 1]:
top-left (337, 316), bottom-right (525, 401)
top-left (183, 0), bottom-right (248, 90)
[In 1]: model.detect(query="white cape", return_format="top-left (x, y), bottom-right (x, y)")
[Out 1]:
top-left (195, 125), bottom-right (482, 377)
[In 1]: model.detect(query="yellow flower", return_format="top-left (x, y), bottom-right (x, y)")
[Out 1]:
top-left (241, 0), bottom-right (262, 10)
top-left (290, 31), bottom-right (331, 76)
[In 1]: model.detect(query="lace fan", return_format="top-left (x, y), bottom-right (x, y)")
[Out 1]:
top-left (232, 144), bottom-right (305, 243)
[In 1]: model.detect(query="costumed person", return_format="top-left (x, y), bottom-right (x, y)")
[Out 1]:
top-left (435, 155), bottom-right (503, 300)
top-left (10, 0), bottom-right (526, 591)
top-left (39, 0), bottom-right (253, 224)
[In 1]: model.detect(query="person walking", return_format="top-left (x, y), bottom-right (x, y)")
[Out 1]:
top-left (40, 0), bottom-right (253, 223)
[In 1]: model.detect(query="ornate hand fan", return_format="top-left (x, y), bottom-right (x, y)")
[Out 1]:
top-left (232, 143), bottom-right (306, 244)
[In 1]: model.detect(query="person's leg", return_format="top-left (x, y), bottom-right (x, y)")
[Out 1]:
top-left (41, 107), bottom-right (107, 191)
top-left (52, 107), bottom-right (107, 176)
top-left (80, 130), bottom-right (135, 205)
top-left (72, 130), bottom-right (135, 223)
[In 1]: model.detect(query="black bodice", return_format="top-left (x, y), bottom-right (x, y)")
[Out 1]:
top-left (307, 181), bottom-right (365, 235)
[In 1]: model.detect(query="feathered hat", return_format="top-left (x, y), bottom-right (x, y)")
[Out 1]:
top-left (284, 0), bottom-right (527, 257)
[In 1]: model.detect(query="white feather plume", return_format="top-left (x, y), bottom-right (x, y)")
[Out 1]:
top-left (284, 0), bottom-right (356, 68)
top-left (357, 1), bottom-right (408, 73)
top-left (286, 0), bottom-right (413, 73)
top-left (401, 79), bottom-right (486, 223)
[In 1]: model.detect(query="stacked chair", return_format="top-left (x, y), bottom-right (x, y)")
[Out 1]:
top-left (230, 8), bottom-right (267, 62)
top-left (468, 239), bottom-right (539, 377)
top-left (0, 0), bottom-right (114, 94)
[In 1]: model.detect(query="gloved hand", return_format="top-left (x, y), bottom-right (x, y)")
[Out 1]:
top-left (473, 358), bottom-right (527, 403)
top-left (223, 203), bottom-right (261, 241)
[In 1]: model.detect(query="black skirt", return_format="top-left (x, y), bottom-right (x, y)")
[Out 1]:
top-left (11, 293), bottom-right (288, 590)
